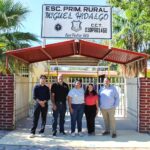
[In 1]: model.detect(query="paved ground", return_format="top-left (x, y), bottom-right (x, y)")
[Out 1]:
top-left (0, 145), bottom-right (150, 150)
top-left (0, 146), bottom-right (150, 150)
top-left (0, 112), bottom-right (150, 150)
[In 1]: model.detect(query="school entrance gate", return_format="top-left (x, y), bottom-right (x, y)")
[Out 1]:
top-left (0, 40), bottom-right (149, 133)
top-left (48, 76), bottom-right (126, 117)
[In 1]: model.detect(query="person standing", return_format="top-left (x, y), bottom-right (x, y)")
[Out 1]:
top-left (51, 74), bottom-right (69, 136)
top-left (84, 84), bottom-right (99, 135)
top-left (68, 80), bottom-right (85, 137)
top-left (30, 75), bottom-right (50, 138)
top-left (99, 77), bottom-right (119, 138)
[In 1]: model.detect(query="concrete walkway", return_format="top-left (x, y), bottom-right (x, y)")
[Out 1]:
top-left (0, 113), bottom-right (150, 150)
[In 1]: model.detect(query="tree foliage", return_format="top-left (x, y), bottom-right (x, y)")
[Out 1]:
top-left (108, 0), bottom-right (150, 53)
top-left (107, 0), bottom-right (150, 77)
top-left (0, 0), bottom-right (40, 74)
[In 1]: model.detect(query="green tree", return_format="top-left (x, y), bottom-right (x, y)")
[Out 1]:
top-left (0, 0), bottom-right (40, 74)
top-left (108, 0), bottom-right (150, 53)
top-left (107, 0), bottom-right (150, 77)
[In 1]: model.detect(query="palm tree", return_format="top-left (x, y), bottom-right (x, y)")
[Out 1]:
top-left (0, 0), bottom-right (40, 74)
top-left (0, 32), bottom-right (39, 49)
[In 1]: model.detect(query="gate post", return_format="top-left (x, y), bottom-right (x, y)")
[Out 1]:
top-left (139, 78), bottom-right (150, 133)
top-left (0, 75), bottom-right (15, 129)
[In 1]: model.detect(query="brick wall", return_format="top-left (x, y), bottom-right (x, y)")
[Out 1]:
top-left (139, 78), bottom-right (150, 133)
top-left (0, 75), bottom-right (15, 129)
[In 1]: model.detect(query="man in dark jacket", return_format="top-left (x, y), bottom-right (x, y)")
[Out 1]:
top-left (51, 74), bottom-right (69, 136)
top-left (30, 75), bottom-right (50, 138)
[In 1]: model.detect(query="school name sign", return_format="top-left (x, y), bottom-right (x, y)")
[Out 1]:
top-left (41, 5), bottom-right (112, 39)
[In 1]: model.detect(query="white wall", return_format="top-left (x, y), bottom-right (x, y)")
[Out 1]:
top-left (14, 76), bottom-right (29, 121)
top-left (125, 78), bottom-right (138, 125)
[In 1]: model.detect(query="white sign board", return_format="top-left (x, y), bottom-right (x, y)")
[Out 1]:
top-left (41, 4), bottom-right (112, 39)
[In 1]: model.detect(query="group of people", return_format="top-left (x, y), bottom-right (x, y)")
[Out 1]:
top-left (30, 74), bottom-right (119, 139)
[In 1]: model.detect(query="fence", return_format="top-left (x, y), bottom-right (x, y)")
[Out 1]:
top-left (46, 76), bottom-right (126, 117)
top-left (14, 76), bottom-right (29, 121)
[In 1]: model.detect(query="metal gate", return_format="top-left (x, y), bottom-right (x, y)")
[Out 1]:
top-left (48, 76), bottom-right (126, 117)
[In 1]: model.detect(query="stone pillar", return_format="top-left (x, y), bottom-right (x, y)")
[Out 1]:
top-left (139, 78), bottom-right (150, 133)
top-left (0, 75), bottom-right (15, 129)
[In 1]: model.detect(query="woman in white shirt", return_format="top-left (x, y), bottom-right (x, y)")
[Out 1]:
top-left (68, 80), bottom-right (85, 137)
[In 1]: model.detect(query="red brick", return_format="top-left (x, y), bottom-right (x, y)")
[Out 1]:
top-left (140, 78), bottom-right (146, 81)
top-left (140, 89), bottom-right (147, 92)
top-left (140, 113), bottom-right (147, 117)
top-left (5, 102), bottom-right (13, 105)
top-left (140, 117), bottom-right (147, 120)
top-left (147, 83), bottom-right (150, 86)
top-left (5, 109), bottom-right (13, 112)
top-left (0, 107), bottom-right (7, 110)
top-left (0, 80), bottom-right (6, 83)
top-left (0, 75), bottom-right (14, 129)
top-left (140, 93), bottom-right (148, 97)
top-left (6, 79), bottom-right (14, 83)
top-left (140, 82), bottom-right (147, 86)
top-left (139, 128), bottom-right (147, 132)
top-left (4, 83), bottom-right (13, 86)
top-left (140, 101), bottom-right (148, 105)
top-left (139, 129), bottom-right (147, 133)
top-left (140, 114), bottom-right (149, 117)
top-left (140, 106), bottom-right (148, 110)
top-left (2, 94), bottom-right (12, 97)
top-left (140, 91), bottom-right (149, 94)
top-left (140, 96), bottom-right (148, 100)
top-left (140, 119), bottom-right (149, 123)
top-left (140, 86), bottom-right (150, 89)
top-left (0, 90), bottom-right (7, 93)
top-left (140, 97), bottom-right (149, 101)
top-left (2, 76), bottom-right (13, 79)
top-left (5, 114), bottom-right (13, 117)
top-left (5, 117), bottom-right (13, 120)
top-left (145, 89), bottom-right (150, 91)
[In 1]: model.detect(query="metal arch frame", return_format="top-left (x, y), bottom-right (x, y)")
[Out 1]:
top-left (5, 40), bottom-right (149, 77)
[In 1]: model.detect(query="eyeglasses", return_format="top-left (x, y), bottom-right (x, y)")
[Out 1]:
top-left (40, 78), bottom-right (46, 79)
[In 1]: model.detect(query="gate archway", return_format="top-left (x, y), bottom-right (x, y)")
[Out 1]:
top-left (1, 40), bottom-right (149, 132)
top-left (5, 40), bottom-right (148, 66)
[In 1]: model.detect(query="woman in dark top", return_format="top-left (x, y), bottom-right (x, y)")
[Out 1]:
top-left (85, 84), bottom-right (99, 135)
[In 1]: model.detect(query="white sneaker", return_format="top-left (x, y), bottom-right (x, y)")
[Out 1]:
top-left (71, 132), bottom-right (75, 137)
top-left (29, 134), bottom-right (35, 138)
top-left (39, 133), bottom-right (45, 137)
top-left (78, 132), bottom-right (83, 137)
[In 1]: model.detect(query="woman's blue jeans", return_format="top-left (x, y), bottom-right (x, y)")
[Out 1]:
top-left (70, 104), bottom-right (85, 133)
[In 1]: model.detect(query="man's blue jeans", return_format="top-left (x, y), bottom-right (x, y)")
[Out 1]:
top-left (70, 104), bottom-right (85, 133)
top-left (52, 103), bottom-right (66, 133)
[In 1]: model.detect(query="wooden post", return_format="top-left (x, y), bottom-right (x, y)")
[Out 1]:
top-left (6, 55), bottom-right (8, 74)
top-left (47, 60), bottom-right (51, 89)
top-left (108, 62), bottom-right (111, 78)
top-left (144, 59), bottom-right (147, 78)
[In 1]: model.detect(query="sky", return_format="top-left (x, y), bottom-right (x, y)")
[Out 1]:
top-left (14, 0), bottom-right (107, 46)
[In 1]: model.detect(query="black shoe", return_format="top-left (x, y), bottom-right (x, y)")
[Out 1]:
top-left (53, 131), bottom-right (57, 136)
top-left (60, 131), bottom-right (66, 135)
top-left (112, 133), bottom-right (117, 138)
top-left (102, 131), bottom-right (110, 135)
top-left (88, 132), bottom-right (95, 136)
top-left (39, 129), bottom-right (44, 134)
top-left (91, 132), bottom-right (95, 136)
